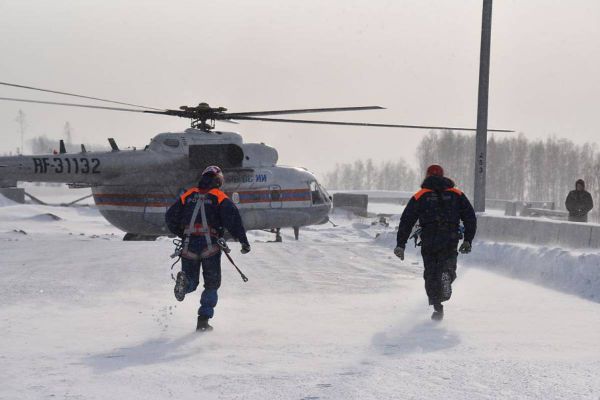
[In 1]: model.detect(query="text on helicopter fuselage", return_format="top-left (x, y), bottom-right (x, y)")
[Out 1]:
top-left (32, 157), bottom-right (101, 174)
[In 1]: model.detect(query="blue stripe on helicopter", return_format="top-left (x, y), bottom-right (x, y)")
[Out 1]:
top-left (94, 189), bottom-right (312, 206)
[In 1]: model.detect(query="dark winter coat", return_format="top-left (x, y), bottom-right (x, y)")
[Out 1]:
top-left (565, 180), bottom-right (594, 223)
top-left (165, 186), bottom-right (249, 247)
top-left (397, 176), bottom-right (477, 252)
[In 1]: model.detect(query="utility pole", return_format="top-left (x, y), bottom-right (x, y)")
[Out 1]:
top-left (64, 121), bottom-right (73, 146)
top-left (473, 0), bottom-right (493, 212)
top-left (15, 109), bottom-right (26, 155)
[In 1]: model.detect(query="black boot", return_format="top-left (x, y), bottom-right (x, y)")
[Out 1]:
top-left (174, 271), bottom-right (189, 302)
top-left (196, 315), bottom-right (214, 332)
top-left (431, 303), bottom-right (444, 321)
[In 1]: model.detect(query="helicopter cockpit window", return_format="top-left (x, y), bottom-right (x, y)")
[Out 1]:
top-left (319, 183), bottom-right (331, 203)
top-left (310, 181), bottom-right (326, 205)
top-left (163, 138), bottom-right (180, 148)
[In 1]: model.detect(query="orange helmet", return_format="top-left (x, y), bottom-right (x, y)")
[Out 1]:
top-left (426, 164), bottom-right (444, 177)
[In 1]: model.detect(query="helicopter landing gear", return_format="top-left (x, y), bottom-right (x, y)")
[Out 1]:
top-left (268, 228), bottom-right (283, 242)
top-left (275, 228), bottom-right (282, 242)
top-left (293, 227), bottom-right (300, 240)
top-left (123, 233), bottom-right (158, 241)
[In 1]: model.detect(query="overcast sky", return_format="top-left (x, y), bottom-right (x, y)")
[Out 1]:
top-left (0, 0), bottom-right (599, 178)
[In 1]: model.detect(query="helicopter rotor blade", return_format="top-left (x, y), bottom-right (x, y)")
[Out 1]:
top-left (0, 81), bottom-right (164, 111)
top-left (0, 93), bottom-right (513, 132)
top-left (0, 97), bottom-right (161, 114)
top-left (223, 106), bottom-right (384, 118)
top-left (230, 116), bottom-right (514, 133)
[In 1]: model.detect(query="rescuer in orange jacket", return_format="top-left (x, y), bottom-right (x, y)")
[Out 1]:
top-left (166, 165), bottom-right (250, 331)
top-left (394, 164), bottom-right (476, 321)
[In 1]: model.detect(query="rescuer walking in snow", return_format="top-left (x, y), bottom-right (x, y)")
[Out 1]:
top-left (394, 164), bottom-right (477, 321)
top-left (166, 165), bottom-right (251, 332)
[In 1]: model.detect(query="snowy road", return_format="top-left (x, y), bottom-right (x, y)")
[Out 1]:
top-left (1, 202), bottom-right (599, 399)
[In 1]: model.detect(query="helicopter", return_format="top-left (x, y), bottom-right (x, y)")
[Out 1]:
top-left (0, 81), bottom-right (511, 241)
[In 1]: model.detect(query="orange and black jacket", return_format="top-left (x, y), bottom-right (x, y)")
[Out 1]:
top-left (165, 186), bottom-right (249, 246)
top-left (397, 176), bottom-right (476, 251)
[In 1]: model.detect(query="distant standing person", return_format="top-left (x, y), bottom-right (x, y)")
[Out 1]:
top-left (394, 165), bottom-right (477, 321)
top-left (565, 179), bottom-right (594, 222)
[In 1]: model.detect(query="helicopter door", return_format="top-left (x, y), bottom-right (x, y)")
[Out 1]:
top-left (270, 185), bottom-right (282, 209)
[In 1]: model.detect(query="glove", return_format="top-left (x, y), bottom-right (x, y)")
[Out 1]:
top-left (241, 243), bottom-right (251, 254)
top-left (459, 241), bottom-right (472, 254)
top-left (394, 246), bottom-right (405, 260)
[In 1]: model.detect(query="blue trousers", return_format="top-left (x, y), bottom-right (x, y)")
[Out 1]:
top-left (181, 250), bottom-right (222, 318)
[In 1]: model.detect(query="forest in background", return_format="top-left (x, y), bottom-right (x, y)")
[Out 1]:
top-left (1, 112), bottom-right (108, 156)
top-left (324, 130), bottom-right (600, 221)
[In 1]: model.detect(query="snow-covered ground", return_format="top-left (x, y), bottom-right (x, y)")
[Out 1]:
top-left (1, 196), bottom-right (600, 399)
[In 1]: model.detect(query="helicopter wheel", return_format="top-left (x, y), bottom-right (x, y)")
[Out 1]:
top-left (275, 228), bottom-right (282, 243)
top-left (293, 227), bottom-right (300, 240)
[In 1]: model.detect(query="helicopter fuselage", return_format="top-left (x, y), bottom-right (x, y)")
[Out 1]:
top-left (0, 129), bottom-right (331, 236)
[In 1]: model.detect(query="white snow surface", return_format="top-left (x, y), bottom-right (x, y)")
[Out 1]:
top-left (1, 202), bottom-right (600, 399)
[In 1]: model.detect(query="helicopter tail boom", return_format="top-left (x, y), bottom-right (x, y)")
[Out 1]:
top-left (0, 154), bottom-right (106, 187)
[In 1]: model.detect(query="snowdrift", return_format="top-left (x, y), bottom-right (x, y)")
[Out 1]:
top-left (465, 242), bottom-right (600, 302)
top-left (374, 230), bottom-right (600, 303)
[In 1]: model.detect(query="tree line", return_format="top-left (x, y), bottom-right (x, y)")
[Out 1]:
top-left (1, 111), bottom-right (108, 156)
top-left (324, 159), bottom-right (419, 192)
top-left (324, 130), bottom-right (600, 221)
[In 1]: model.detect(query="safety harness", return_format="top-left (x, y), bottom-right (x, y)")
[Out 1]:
top-left (169, 190), bottom-right (249, 283)
top-left (181, 193), bottom-right (219, 260)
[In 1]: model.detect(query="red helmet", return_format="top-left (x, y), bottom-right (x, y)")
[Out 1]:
top-left (202, 165), bottom-right (224, 187)
top-left (426, 164), bottom-right (444, 177)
